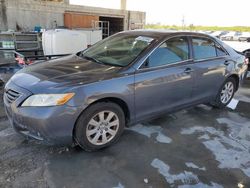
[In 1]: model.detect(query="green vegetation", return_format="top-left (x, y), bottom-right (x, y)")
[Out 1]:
top-left (145, 24), bottom-right (250, 32)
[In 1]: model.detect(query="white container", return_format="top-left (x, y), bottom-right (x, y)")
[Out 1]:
top-left (76, 29), bottom-right (102, 46)
top-left (42, 29), bottom-right (87, 55)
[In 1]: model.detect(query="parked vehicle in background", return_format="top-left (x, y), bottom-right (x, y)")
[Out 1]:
top-left (221, 32), bottom-right (248, 41)
top-left (0, 50), bottom-right (70, 84)
top-left (4, 31), bottom-right (248, 151)
top-left (238, 32), bottom-right (250, 42)
top-left (223, 41), bottom-right (250, 71)
top-left (224, 41), bottom-right (250, 52)
top-left (221, 31), bottom-right (236, 41)
top-left (210, 31), bottom-right (223, 38)
top-left (210, 31), bottom-right (228, 39)
top-left (204, 31), bottom-right (214, 34)
top-left (232, 32), bottom-right (243, 41)
top-left (197, 30), bottom-right (206, 34)
top-left (0, 51), bottom-right (21, 84)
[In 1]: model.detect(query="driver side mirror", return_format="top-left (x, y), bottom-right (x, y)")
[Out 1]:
top-left (140, 58), bottom-right (149, 69)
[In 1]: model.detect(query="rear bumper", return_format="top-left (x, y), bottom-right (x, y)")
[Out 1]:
top-left (4, 81), bottom-right (83, 145)
top-left (239, 65), bottom-right (248, 84)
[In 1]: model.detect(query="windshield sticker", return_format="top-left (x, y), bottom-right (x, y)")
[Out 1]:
top-left (135, 36), bottom-right (154, 43)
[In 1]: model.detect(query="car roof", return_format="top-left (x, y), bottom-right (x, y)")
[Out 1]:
top-left (119, 29), bottom-right (213, 39)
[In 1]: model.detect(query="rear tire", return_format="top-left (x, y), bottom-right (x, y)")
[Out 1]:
top-left (211, 77), bottom-right (236, 108)
top-left (0, 79), bottom-right (4, 87)
top-left (74, 102), bottom-right (125, 151)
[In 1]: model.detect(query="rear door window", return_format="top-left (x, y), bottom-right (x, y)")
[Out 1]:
top-left (215, 43), bottom-right (227, 56)
top-left (145, 37), bottom-right (189, 68)
top-left (192, 37), bottom-right (217, 60)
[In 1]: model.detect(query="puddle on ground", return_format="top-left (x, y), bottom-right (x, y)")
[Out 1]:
top-left (112, 182), bottom-right (124, 188)
top-left (128, 124), bottom-right (172, 144)
top-left (197, 104), bottom-right (213, 111)
top-left (181, 112), bottom-right (250, 177)
top-left (235, 95), bottom-right (250, 104)
top-left (178, 182), bottom-right (223, 188)
top-left (0, 127), bottom-right (15, 137)
top-left (185, 162), bottom-right (206, 171)
top-left (151, 158), bottom-right (222, 188)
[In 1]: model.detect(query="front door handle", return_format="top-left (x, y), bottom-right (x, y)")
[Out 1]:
top-left (184, 68), bottom-right (194, 74)
top-left (224, 60), bottom-right (230, 65)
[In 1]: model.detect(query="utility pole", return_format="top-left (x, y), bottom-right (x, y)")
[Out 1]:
top-left (182, 15), bottom-right (185, 30)
top-left (121, 0), bottom-right (127, 10)
top-left (64, 0), bottom-right (70, 4)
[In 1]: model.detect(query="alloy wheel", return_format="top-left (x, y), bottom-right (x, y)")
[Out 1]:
top-left (220, 81), bottom-right (234, 104)
top-left (86, 111), bottom-right (119, 146)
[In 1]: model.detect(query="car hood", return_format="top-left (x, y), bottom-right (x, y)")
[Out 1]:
top-left (10, 55), bottom-right (123, 92)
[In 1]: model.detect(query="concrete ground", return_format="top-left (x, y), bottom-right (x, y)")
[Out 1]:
top-left (0, 72), bottom-right (250, 187)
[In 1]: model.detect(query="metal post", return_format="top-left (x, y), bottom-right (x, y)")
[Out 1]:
top-left (120, 0), bottom-right (127, 10)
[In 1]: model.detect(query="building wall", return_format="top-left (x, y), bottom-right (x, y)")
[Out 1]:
top-left (64, 13), bottom-right (99, 29)
top-left (129, 11), bottom-right (146, 30)
top-left (0, 0), bottom-right (8, 31)
top-left (0, 0), bottom-right (146, 32)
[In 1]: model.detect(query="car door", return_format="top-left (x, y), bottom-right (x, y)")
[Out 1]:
top-left (134, 36), bottom-right (196, 121)
top-left (190, 36), bottom-right (229, 101)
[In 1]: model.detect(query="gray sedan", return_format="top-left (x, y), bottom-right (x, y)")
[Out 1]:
top-left (3, 31), bottom-right (248, 151)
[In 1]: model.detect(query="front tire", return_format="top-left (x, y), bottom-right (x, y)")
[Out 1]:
top-left (74, 102), bottom-right (125, 151)
top-left (212, 77), bottom-right (236, 108)
top-left (0, 79), bottom-right (4, 90)
top-left (0, 79), bottom-right (5, 87)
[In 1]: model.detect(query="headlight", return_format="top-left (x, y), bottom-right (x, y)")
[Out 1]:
top-left (21, 93), bottom-right (75, 107)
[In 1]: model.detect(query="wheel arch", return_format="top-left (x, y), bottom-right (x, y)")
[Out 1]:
top-left (227, 74), bottom-right (239, 91)
top-left (88, 97), bottom-right (131, 124)
top-left (72, 96), bottom-right (131, 143)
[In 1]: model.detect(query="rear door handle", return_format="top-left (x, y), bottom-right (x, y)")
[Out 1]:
top-left (184, 68), bottom-right (194, 74)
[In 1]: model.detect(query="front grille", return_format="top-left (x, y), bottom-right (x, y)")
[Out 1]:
top-left (5, 89), bottom-right (21, 104)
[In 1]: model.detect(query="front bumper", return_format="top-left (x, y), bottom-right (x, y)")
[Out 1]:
top-left (4, 81), bottom-right (83, 145)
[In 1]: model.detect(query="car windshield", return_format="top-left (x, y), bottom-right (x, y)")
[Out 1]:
top-left (80, 34), bottom-right (155, 67)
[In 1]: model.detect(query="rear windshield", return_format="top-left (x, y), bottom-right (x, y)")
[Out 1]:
top-left (81, 34), bottom-right (155, 67)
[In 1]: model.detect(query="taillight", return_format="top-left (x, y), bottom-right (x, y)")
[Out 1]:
top-left (244, 58), bottom-right (249, 65)
top-left (27, 60), bottom-right (33, 65)
top-left (15, 57), bottom-right (25, 65)
top-left (15, 56), bottom-right (33, 65)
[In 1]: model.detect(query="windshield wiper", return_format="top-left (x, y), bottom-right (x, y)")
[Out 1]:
top-left (83, 55), bottom-right (124, 67)
top-left (100, 61), bottom-right (124, 67)
top-left (83, 55), bottom-right (102, 64)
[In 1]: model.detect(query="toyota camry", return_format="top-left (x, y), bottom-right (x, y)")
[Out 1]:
top-left (4, 30), bottom-right (248, 151)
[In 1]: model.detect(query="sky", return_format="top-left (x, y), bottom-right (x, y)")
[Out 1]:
top-left (70, 0), bottom-right (250, 26)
